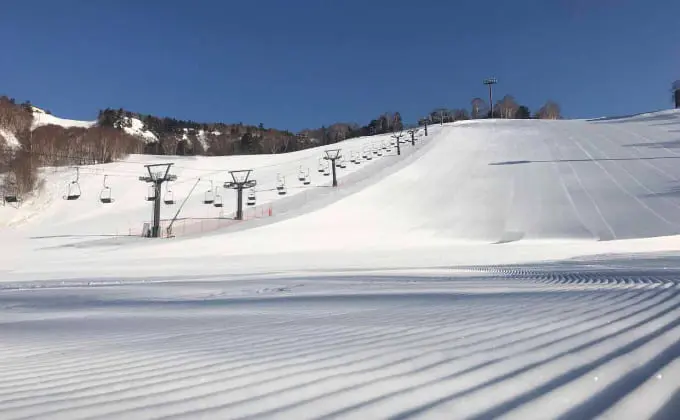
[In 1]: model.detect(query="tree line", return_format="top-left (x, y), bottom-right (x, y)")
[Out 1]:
top-left (418, 97), bottom-right (562, 126)
top-left (1, 97), bottom-right (141, 197)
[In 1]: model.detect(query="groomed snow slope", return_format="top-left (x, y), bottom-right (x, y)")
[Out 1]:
top-left (2, 111), bottom-right (680, 419)
top-left (138, 108), bottom-right (680, 264)
top-left (0, 128), bottom-right (433, 239)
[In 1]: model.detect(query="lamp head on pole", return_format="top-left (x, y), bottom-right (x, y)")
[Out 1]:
top-left (483, 77), bottom-right (498, 86)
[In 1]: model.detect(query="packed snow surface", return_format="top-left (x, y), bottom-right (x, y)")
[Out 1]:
top-left (2, 110), bottom-right (680, 418)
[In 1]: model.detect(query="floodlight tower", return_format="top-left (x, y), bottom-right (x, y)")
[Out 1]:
top-left (483, 77), bottom-right (498, 118)
top-left (323, 149), bottom-right (342, 187)
top-left (391, 131), bottom-right (403, 156)
top-left (224, 170), bottom-right (257, 220)
top-left (407, 128), bottom-right (416, 146)
top-left (139, 163), bottom-right (177, 238)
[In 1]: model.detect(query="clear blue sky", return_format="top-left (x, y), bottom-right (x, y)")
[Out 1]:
top-left (1, 0), bottom-right (678, 130)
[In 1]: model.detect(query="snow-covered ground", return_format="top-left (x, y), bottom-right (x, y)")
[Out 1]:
top-left (30, 107), bottom-right (96, 130)
top-left (0, 127), bottom-right (20, 148)
top-left (2, 111), bottom-right (680, 418)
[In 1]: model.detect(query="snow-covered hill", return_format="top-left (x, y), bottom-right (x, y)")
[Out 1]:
top-left (31, 106), bottom-right (96, 130)
top-left (2, 110), bottom-right (680, 419)
top-left (118, 115), bottom-right (158, 142)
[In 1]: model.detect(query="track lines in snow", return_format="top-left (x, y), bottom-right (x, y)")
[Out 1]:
top-left (2, 265), bottom-right (679, 419)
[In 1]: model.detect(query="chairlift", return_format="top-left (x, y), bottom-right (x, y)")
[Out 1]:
top-left (377, 148), bottom-right (383, 157)
top-left (164, 183), bottom-right (175, 205)
top-left (213, 193), bottom-right (223, 208)
top-left (338, 156), bottom-right (347, 168)
top-left (145, 185), bottom-right (156, 201)
top-left (64, 167), bottom-right (81, 201)
top-left (247, 188), bottom-right (257, 206)
top-left (318, 158), bottom-right (326, 173)
top-left (99, 175), bottom-right (113, 204)
top-left (276, 174), bottom-right (287, 195)
top-left (203, 181), bottom-right (214, 204)
top-left (323, 165), bottom-right (331, 176)
top-left (298, 166), bottom-right (308, 182)
top-left (303, 173), bottom-right (311, 185)
top-left (3, 181), bottom-right (19, 203)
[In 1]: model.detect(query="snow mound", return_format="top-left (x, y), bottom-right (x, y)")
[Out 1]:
top-left (121, 116), bottom-right (158, 142)
top-left (31, 108), bottom-right (95, 130)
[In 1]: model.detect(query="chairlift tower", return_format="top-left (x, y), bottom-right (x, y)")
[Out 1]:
top-left (483, 77), bottom-right (498, 118)
top-left (138, 163), bottom-right (177, 238)
top-left (323, 149), bottom-right (342, 187)
top-left (224, 170), bottom-right (257, 220)
top-left (407, 129), bottom-right (416, 146)
top-left (391, 132), bottom-right (403, 156)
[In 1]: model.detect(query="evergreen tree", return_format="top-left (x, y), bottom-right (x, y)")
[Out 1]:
top-left (515, 106), bottom-right (531, 119)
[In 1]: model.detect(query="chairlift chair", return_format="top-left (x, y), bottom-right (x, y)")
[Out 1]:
top-left (276, 175), bottom-right (287, 195)
top-left (213, 193), bottom-right (223, 208)
top-left (247, 188), bottom-right (257, 206)
top-left (146, 185), bottom-right (156, 201)
top-left (99, 188), bottom-right (112, 204)
top-left (323, 165), bottom-right (331, 176)
top-left (3, 182), bottom-right (19, 203)
top-left (203, 190), bottom-right (214, 204)
top-left (163, 184), bottom-right (175, 205)
top-left (298, 166), bottom-right (307, 182)
top-left (65, 182), bottom-right (81, 201)
top-left (318, 158), bottom-right (326, 173)
top-left (64, 167), bottom-right (82, 201)
top-left (99, 175), bottom-right (113, 204)
top-left (203, 181), bottom-right (215, 204)
top-left (303, 173), bottom-right (311, 185)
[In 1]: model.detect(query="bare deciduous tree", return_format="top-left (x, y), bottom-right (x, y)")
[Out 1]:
top-left (495, 95), bottom-right (520, 119)
top-left (535, 101), bottom-right (562, 120)
top-left (471, 98), bottom-right (487, 119)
